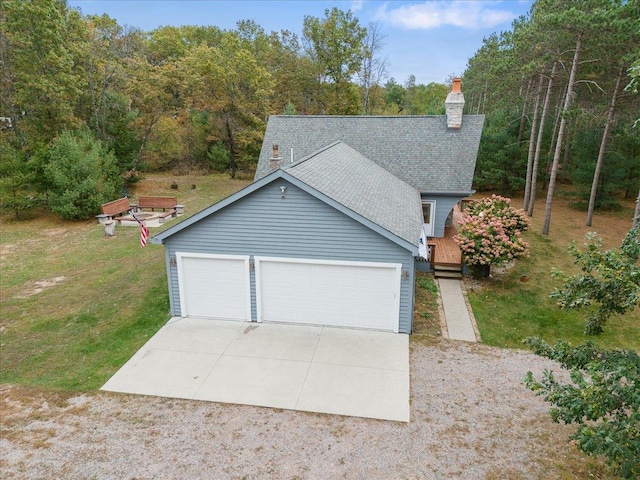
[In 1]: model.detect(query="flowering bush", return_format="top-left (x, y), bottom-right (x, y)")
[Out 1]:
top-left (454, 195), bottom-right (530, 274)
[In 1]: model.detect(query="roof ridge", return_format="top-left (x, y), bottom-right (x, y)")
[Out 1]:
top-left (284, 140), bottom-right (343, 170)
top-left (289, 141), bottom-right (418, 193)
top-left (255, 115), bottom-right (485, 192)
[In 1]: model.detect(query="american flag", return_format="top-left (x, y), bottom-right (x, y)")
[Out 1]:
top-left (140, 222), bottom-right (149, 248)
top-left (132, 214), bottom-right (150, 248)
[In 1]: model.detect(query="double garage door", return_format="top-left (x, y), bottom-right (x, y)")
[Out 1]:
top-left (176, 254), bottom-right (401, 332)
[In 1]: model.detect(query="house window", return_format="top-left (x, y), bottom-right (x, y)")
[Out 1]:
top-left (422, 201), bottom-right (435, 237)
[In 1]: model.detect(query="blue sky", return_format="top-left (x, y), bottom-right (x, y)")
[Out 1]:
top-left (68, 1), bottom-right (533, 85)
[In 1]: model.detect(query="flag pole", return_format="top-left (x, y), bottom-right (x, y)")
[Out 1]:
top-left (132, 213), bottom-right (149, 248)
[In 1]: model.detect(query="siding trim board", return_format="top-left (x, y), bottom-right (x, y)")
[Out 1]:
top-left (284, 142), bottom-right (424, 248)
top-left (151, 173), bottom-right (279, 245)
top-left (282, 174), bottom-right (419, 254)
top-left (419, 194), bottom-right (467, 238)
top-left (422, 191), bottom-right (474, 197)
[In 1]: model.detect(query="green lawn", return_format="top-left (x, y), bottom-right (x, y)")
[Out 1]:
top-left (468, 194), bottom-right (639, 351)
top-left (1, 178), bottom-right (634, 480)
top-left (1, 177), bottom-right (638, 392)
top-left (0, 173), bottom-right (251, 391)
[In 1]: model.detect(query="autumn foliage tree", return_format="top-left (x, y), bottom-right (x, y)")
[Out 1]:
top-left (454, 195), bottom-right (530, 277)
top-left (4, 0), bottom-right (636, 224)
top-left (303, 7), bottom-right (367, 114)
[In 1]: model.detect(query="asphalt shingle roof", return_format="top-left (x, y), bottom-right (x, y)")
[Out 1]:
top-left (285, 141), bottom-right (423, 246)
top-left (255, 115), bottom-right (484, 193)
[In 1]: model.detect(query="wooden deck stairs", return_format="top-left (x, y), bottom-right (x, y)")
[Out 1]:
top-left (433, 263), bottom-right (463, 279)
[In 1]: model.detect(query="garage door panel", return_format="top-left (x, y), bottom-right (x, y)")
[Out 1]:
top-left (177, 254), bottom-right (250, 320)
top-left (257, 258), bottom-right (400, 332)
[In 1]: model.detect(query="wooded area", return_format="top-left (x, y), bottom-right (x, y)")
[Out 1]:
top-left (464, 0), bottom-right (639, 232)
top-left (1, 0), bottom-right (638, 228)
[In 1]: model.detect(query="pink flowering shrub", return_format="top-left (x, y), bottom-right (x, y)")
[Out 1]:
top-left (454, 195), bottom-right (530, 270)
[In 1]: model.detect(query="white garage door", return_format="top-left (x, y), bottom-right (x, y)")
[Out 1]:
top-left (176, 253), bottom-right (251, 320)
top-left (255, 257), bottom-right (401, 332)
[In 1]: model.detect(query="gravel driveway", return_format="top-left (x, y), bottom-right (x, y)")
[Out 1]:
top-left (1, 340), bottom-right (591, 480)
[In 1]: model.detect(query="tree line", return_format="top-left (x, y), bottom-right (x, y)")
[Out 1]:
top-left (0, 0), bottom-right (448, 219)
top-left (1, 0), bottom-right (638, 225)
top-left (463, 0), bottom-right (639, 232)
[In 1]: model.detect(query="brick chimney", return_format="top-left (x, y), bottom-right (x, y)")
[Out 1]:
top-left (269, 143), bottom-right (282, 170)
top-left (445, 78), bottom-right (465, 129)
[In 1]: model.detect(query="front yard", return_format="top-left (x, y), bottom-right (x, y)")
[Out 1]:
top-left (1, 174), bottom-right (637, 390)
top-left (1, 173), bottom-right (637, 479)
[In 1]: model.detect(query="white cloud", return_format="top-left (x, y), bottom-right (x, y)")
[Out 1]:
top-left (375, 1), bottom-right (516, 30)
top-left (350, 0), bottom-right (365, 12)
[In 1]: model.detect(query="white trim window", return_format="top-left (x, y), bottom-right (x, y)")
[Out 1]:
top-left (422, 201), bottom-right (436, 237)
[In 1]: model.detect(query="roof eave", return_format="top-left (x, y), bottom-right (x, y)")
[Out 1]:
top-left (420, 190), bottom-right (475, 197)
top-left (151, 168), bottom-right (419, 254)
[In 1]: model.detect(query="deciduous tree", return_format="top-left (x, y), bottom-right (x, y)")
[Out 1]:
top-left (303, 7), bottom-right (366, 114)
top-left (524, 337), bottom-right (640, 479)
top-left (550, 224), bottom-right (640, 335)
top-left (3, 0), bottom-right (87, 146)
top-left (358, 22), bottom-right (388, 115)
top-left (182, 34), bottom-right (272, 177)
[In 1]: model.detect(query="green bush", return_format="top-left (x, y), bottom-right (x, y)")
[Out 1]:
top-left (207, 142), bottom-right (231, 172)
top-left (551, 225), bottom-right (640, 335)
top-left (454, 195), bottom-right (530, 277)
top-left (44, 129), bottom-right (122, 220)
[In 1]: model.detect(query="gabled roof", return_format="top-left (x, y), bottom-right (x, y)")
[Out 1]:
top-left (151, 142), bottom-right (423, 251)
top-left (255, 115), bottom-right (484, 194)
top-left (285, 141), bottom-right (422, 246)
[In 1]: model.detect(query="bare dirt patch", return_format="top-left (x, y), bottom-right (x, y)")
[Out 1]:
top-left (41, 228), bottom-right (68, 237)
top-left (14, 277), bottom-right (66, 299)
top-left (0, 244), bottom-right (16, 260)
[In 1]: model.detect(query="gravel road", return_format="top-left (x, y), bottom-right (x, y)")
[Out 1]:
top-left (1, 340), bottom-right (590, 480)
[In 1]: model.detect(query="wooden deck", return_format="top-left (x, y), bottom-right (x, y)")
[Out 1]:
top-left (429, 226), bottom-right (462, 266)
top-left (425, 203), bottom-right (464, 267)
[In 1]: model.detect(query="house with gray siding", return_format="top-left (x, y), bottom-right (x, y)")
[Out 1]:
top-left (151, 79), bottom-right (484, 334)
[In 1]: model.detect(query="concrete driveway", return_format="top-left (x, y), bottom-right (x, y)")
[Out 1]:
top-left (101, 317), bottom-right (410, 422)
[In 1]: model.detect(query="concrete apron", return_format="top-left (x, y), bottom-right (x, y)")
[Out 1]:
top-left (101, 317), bottom-right (410, 422)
